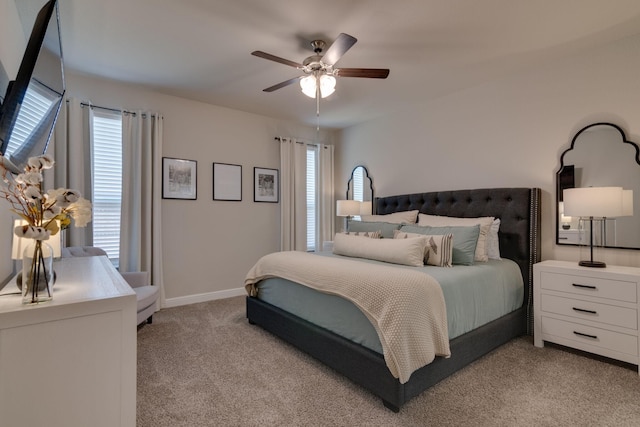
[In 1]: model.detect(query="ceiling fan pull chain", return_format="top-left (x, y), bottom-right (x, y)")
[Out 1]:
top-left (316, 93), bottom-right (320, 132)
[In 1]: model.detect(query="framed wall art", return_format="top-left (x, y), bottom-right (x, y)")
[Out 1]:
top-left (162, 157), bottom-right (197, 200)
top-left (213, 162), bottom-right (242, 201)
top-left (254, 167), bottom-right (278, 203)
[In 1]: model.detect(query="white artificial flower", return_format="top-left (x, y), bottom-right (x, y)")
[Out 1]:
top-left (27, 155), bottom-right (55, 170)
top-left (24, 186), bottom-right (42, 200)
top-left (18, 172), bottom-right (43, 186)
top-left (57, 189), bottom-right (80, 205)
top-left (14, 225), bottom-right (50, 240)
top-left (45, 188), bottom-right (66, 200)
top-left (43, 205), bottom-right (62, 220)
top-left (70, 198), bottom-right (92, 227)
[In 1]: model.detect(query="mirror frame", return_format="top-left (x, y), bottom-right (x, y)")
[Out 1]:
top-left (346, 165), bottom-right (374, 211)
top-left (556, 122), bottom-right (640, 249)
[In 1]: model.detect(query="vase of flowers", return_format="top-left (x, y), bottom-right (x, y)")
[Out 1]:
top-left (20, 238), bottom-right (55, 303)
top-left (1, 155), bottom-right (92, 304)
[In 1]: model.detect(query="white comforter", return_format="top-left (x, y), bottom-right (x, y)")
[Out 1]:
top-left (245, 251), bottom-right (451, 384)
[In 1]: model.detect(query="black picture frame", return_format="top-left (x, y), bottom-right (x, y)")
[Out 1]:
top-left (254, 167), bottom-right (279, 203)
top-left (162, 157), bottom-right (197, 200)
top-left (213, 162), bottom-right (242, 201)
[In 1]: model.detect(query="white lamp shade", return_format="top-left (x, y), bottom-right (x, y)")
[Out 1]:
top-left (300, 75), bottom-right (316, 98)
top-left (300, 74), bottom-right (336, 98)
top-left (319, 75), bottom-right (336, 98)
top-left (622, 189), bottom-right (634, 216)
top-left (563, 187), bottom-right (624, 218)
top-left (11, 219), bottom-right (62, 259)
top-left (336, 200), bottom-right (361, 217)
top-left (360, 201), bottom-right (372, 216)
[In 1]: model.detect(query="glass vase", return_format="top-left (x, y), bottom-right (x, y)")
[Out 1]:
top-left (22, 239), bottom-right (54, 304)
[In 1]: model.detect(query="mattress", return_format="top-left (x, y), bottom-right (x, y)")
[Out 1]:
top-left (255, 252), bottom-right (524, 354)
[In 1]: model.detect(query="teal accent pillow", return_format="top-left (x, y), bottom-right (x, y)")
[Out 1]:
top-left (399, 224), bottom-right (480, 265)
top-left (348, 220), bottom-right (402, 239)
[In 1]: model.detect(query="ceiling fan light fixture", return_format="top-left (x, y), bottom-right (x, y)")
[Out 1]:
top-left (300, 74), bottom-right (336, 99)
top-left (319, 74), bottom-right (336, 98)
top-left (300, 75), bottom-right (317, 98)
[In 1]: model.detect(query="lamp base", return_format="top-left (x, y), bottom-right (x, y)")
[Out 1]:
top-left (579, 260), bottom-right (606, 268)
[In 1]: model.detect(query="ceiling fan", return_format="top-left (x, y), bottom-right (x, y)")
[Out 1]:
top-left (251, 33), bottom-right (390, 99)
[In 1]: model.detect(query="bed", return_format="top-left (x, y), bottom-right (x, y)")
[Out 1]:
top-left (246, 187), bottom-right (541, 411)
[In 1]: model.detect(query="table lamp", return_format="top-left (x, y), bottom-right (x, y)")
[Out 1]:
top-left (563, 187), bottom-right (625, 268)
top-left (360, 201), bottom-right (372, 216)
top-left (336, 200), bottom-right (361, 232)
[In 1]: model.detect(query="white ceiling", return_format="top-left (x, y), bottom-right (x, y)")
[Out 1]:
top-left (15, 0), bottom-right (640, 129)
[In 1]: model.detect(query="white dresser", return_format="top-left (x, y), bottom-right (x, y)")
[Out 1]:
top-left (0, 256), bottom-right (137, 427)
top-left (534, 260), bottom-right (640, 372)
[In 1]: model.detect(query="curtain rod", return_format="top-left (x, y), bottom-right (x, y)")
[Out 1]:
top-left (73, 100), bottom-right (160, 119)
top-left (274, 136), bottom-right (332, 148)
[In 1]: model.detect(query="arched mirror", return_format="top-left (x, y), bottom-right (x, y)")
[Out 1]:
top-left (346, 165), bottom-right (374, 213)
top-left (556, 122), bottom-right (640, 249)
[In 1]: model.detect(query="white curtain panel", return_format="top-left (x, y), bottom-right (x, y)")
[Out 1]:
top-left (316, 144), bottom-right (334, 252)
top-left (53, 97), bottom-right (93, 246)
top-left (120, 112), bottom-right (165, 308)
top-left (279, 137), bottom-right (334, 252)
top-left (279, 137), bottom-right (308, 251)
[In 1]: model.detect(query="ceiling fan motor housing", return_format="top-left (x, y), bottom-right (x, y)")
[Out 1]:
top-left (310, 40), bottom-right (326, 53)
top-left (251, 33), bottom-right (389, 93)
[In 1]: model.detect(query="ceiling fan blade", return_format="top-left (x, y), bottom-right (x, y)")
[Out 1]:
top-left (263, 76), bottom-right (302, 92)
top-left (322, 33), bottom-right (357, 65)
top-left (251, 51), bottom-right (303, 68)
top-left (336, 68), bottom-right (390, 78)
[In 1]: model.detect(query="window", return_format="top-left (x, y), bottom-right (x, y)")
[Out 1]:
top-left (353, 166), bottom-right (364, 202)
top-left (91, 110), bottom-right (122, 262)
top-left (306, 147), bottom-right (317, 251)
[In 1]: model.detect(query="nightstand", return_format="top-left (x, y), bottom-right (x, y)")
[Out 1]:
top-left (534, 260), bottom-right (640, 373)
top-left (557, 229), bottom-right (583, 244)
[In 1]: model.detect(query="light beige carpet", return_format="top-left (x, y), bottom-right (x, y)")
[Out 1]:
top-left (137, 296), bottom-right (640, 426)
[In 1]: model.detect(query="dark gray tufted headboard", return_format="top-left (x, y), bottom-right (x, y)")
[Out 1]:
top-left (375, 188), bottom-right (541, 332)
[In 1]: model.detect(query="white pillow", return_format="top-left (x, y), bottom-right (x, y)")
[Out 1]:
top-left (360, 210), bottom-right (419, 224)
top-left (394, 230), bottom-right (453, 267)
top-left (342, 230), bottom-right (381, 239)
top-left (333, 232), bottom-right (426, 267)
top-left (487, 219), bottom-right (501, 260)
top-left (417, 214), bottom-right (494, 262)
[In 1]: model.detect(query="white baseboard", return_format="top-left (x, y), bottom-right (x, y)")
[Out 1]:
top-left (163, 287), bottom-right (246, 308)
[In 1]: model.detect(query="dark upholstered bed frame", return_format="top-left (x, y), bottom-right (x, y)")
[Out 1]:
top-left (246, 187), bottom-right (541, 411)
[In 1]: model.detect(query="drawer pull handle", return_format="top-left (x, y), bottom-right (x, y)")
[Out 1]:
top-left (573, 331), bottom-right (598, 340)
top-left (572, 307), bottom-right (597, 315)
top-left (572, 283), bottom-right (597, 290)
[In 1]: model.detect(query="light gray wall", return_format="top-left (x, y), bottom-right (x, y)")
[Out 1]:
top-left (336, 33), bottom-right (640, 268)
top-left (57, 72), bottom-right (335, 304)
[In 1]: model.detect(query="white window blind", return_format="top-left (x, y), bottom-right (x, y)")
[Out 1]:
top-left (91, 110), bottom-right (122, 262)
top-left (353, 167), bottom-right (364, 202)
top-left (5, 81), bottom-right (58, 155)
top-left (306, 147), bottom-right (317, 251)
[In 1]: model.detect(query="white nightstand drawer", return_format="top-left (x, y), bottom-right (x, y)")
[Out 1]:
top-left (541, 316), bottom-right (638, 356)
top-left (541, 271), bottom-right (637, 303)
top-left (541, 294), bottom-right (637, 330)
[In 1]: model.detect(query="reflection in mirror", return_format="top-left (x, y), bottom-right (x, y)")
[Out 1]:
top-left (346, 165), bottom-right (374, 214)
top-left (557, 123), bottom-right (640, 249)
top-left (0, 0), bottom-right (65, 173)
